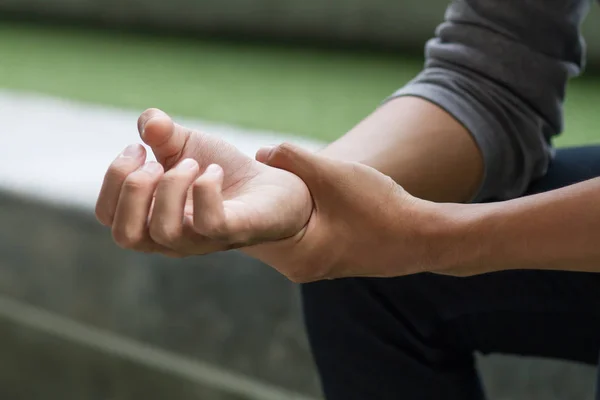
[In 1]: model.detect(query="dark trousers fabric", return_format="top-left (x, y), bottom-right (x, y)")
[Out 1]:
top-left (302, 146), bottom-right (600, 400)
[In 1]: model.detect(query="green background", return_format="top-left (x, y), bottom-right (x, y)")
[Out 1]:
top-left (2, 0), bottom-right (599, 65)
top-left (1, 22), bottom-right (599, 146)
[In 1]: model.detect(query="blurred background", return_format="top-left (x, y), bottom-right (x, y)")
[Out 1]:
top-left (0, 1), bottom-right (599, 399)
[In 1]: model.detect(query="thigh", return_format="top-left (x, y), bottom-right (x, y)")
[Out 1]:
top-left (303, 146), bottom-right (600, 400)
top-left (304, 272), bottom-right (600, 400)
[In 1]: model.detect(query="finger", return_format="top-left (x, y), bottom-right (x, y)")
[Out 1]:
top-left (149, 158), bottom-right (200, 249)
top-left (137, 108), bottom-right (190, 167)
top-left (192, 164), bottom-right (231, 240)
top-left (260, 142), bottom-right (331, 187)
top-left (96, 144), bottom-right (146, 226)
top-left (111, 161), bottom-right (164, 251)
top-left (255, 145), bottom-right (274, 164)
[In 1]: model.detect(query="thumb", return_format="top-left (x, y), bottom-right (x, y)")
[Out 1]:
top-left (137, 108), bottom-right (189, 167)
top-left (257, 142), bottom-right (331, 186)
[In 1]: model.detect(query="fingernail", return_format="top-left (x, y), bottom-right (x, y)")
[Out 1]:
top-left (205, 164), bottom-right (221, 175)
top-left (177, 159), bottom-right (198, 170)
top-left (142, 162), bottom-right (162, 174)
top-left (121, 144), bottom-right (143, 158)
top-left (139, 116), bottom-right (155, 138)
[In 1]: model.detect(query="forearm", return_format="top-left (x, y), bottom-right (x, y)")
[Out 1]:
top-left (438, 178), bottom-right (600, 275)
top-left (320, 96), bottom-right (484, 203)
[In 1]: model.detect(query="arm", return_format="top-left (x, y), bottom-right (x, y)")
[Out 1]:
top-left (321, 97), bottom-right (483, 202)
top-left (322, 0), bottom-right (590, 203)
top-left (436, 177), bottom-right (600, 275)
top-left (254, 143), bottom-right (600, 280)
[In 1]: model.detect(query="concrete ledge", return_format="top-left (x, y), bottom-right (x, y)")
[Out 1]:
top-left (0, 191), bottom-right (322, 398)
top-left (0, 294), bottom-right (316, 400)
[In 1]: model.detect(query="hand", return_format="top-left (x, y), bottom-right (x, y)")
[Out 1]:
top-left (247, 143), bottom-right (446, 281)
top-left (95, 109), bottom-right (313, 256)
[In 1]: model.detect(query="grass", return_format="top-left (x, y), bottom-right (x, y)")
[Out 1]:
top-left (0, 22), bottom-right (599, 146)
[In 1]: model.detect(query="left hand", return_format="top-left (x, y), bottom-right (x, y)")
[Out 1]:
top-left (247, 143), bottom-right (449, 281)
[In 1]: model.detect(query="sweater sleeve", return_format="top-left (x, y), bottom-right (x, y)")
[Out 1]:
top-left (388, 0), bottom-right (591, 201)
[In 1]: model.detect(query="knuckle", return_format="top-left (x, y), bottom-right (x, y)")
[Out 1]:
top-left (192, 174), bottom-right (216, 192)
top-left (122, 172), bottom-right (153, 193)
top-left (277, 142), bottom-right (295, 153)
top-left (161, 170), bottom-right (189, 186)
top-left (112, 227), bottom-right (144, 249)
top-left (105, 164), bottom-right (131, 184)
top-left (271, 142), bottom-right (294, 161)
top-left (149, 224), bottom-right (180, 246)
top-left (193, 214), bottom-right (226, 238)
top-left (198, 225), bottom-right (227, 241)
top-left (95, 207), bottom-right (111, 226)
top-left (192, 177), bottom-right (209, 190)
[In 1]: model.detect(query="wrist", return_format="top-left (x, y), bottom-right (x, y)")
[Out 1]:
top-left (415, 201), bottom-right (490, 276)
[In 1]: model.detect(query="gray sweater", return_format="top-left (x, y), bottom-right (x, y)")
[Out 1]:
top-left (390, 0), bottom-right (594, 202)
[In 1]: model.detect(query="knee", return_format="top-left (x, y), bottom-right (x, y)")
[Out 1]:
top-left (301, 277), bottom-right (414, 341)
top-left (301, 279), bottom-right (365, 329)
top-left (301, 279), bottom-right (373, 345)
top-left (301, 275), bottom-right (444, 343)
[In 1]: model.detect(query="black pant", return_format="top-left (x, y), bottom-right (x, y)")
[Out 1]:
top-left (302, 146), bottom-right (600, 400)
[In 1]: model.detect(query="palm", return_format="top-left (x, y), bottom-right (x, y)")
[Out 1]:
top-left (154, 129), bottom-right (312, 242)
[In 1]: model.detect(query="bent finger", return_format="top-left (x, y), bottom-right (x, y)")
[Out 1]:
top-left (150, 159), bottom-right (200, 249)
top-left (112, 162), bottom-right (164, 251)
top-left (96, 144), bottom-right (146, 226)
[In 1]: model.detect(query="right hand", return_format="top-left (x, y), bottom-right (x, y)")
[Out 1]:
top-left (95, 108), bottom-right (314, 258)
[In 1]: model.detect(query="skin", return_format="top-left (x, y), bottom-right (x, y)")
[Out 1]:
top-left (443, 178), bottom-right (600, 276)
top-left (97, 97), bottom-right (600, 281)
top-left (97, 98), bottom-right (477, 281)
top-left (96, 110), bottom-right (312, 255)
top-left (318, 97), bottom-right (484, 203)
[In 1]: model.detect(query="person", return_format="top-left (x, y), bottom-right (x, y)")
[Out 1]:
top-left (95, 0), bottom-right (600, 398)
